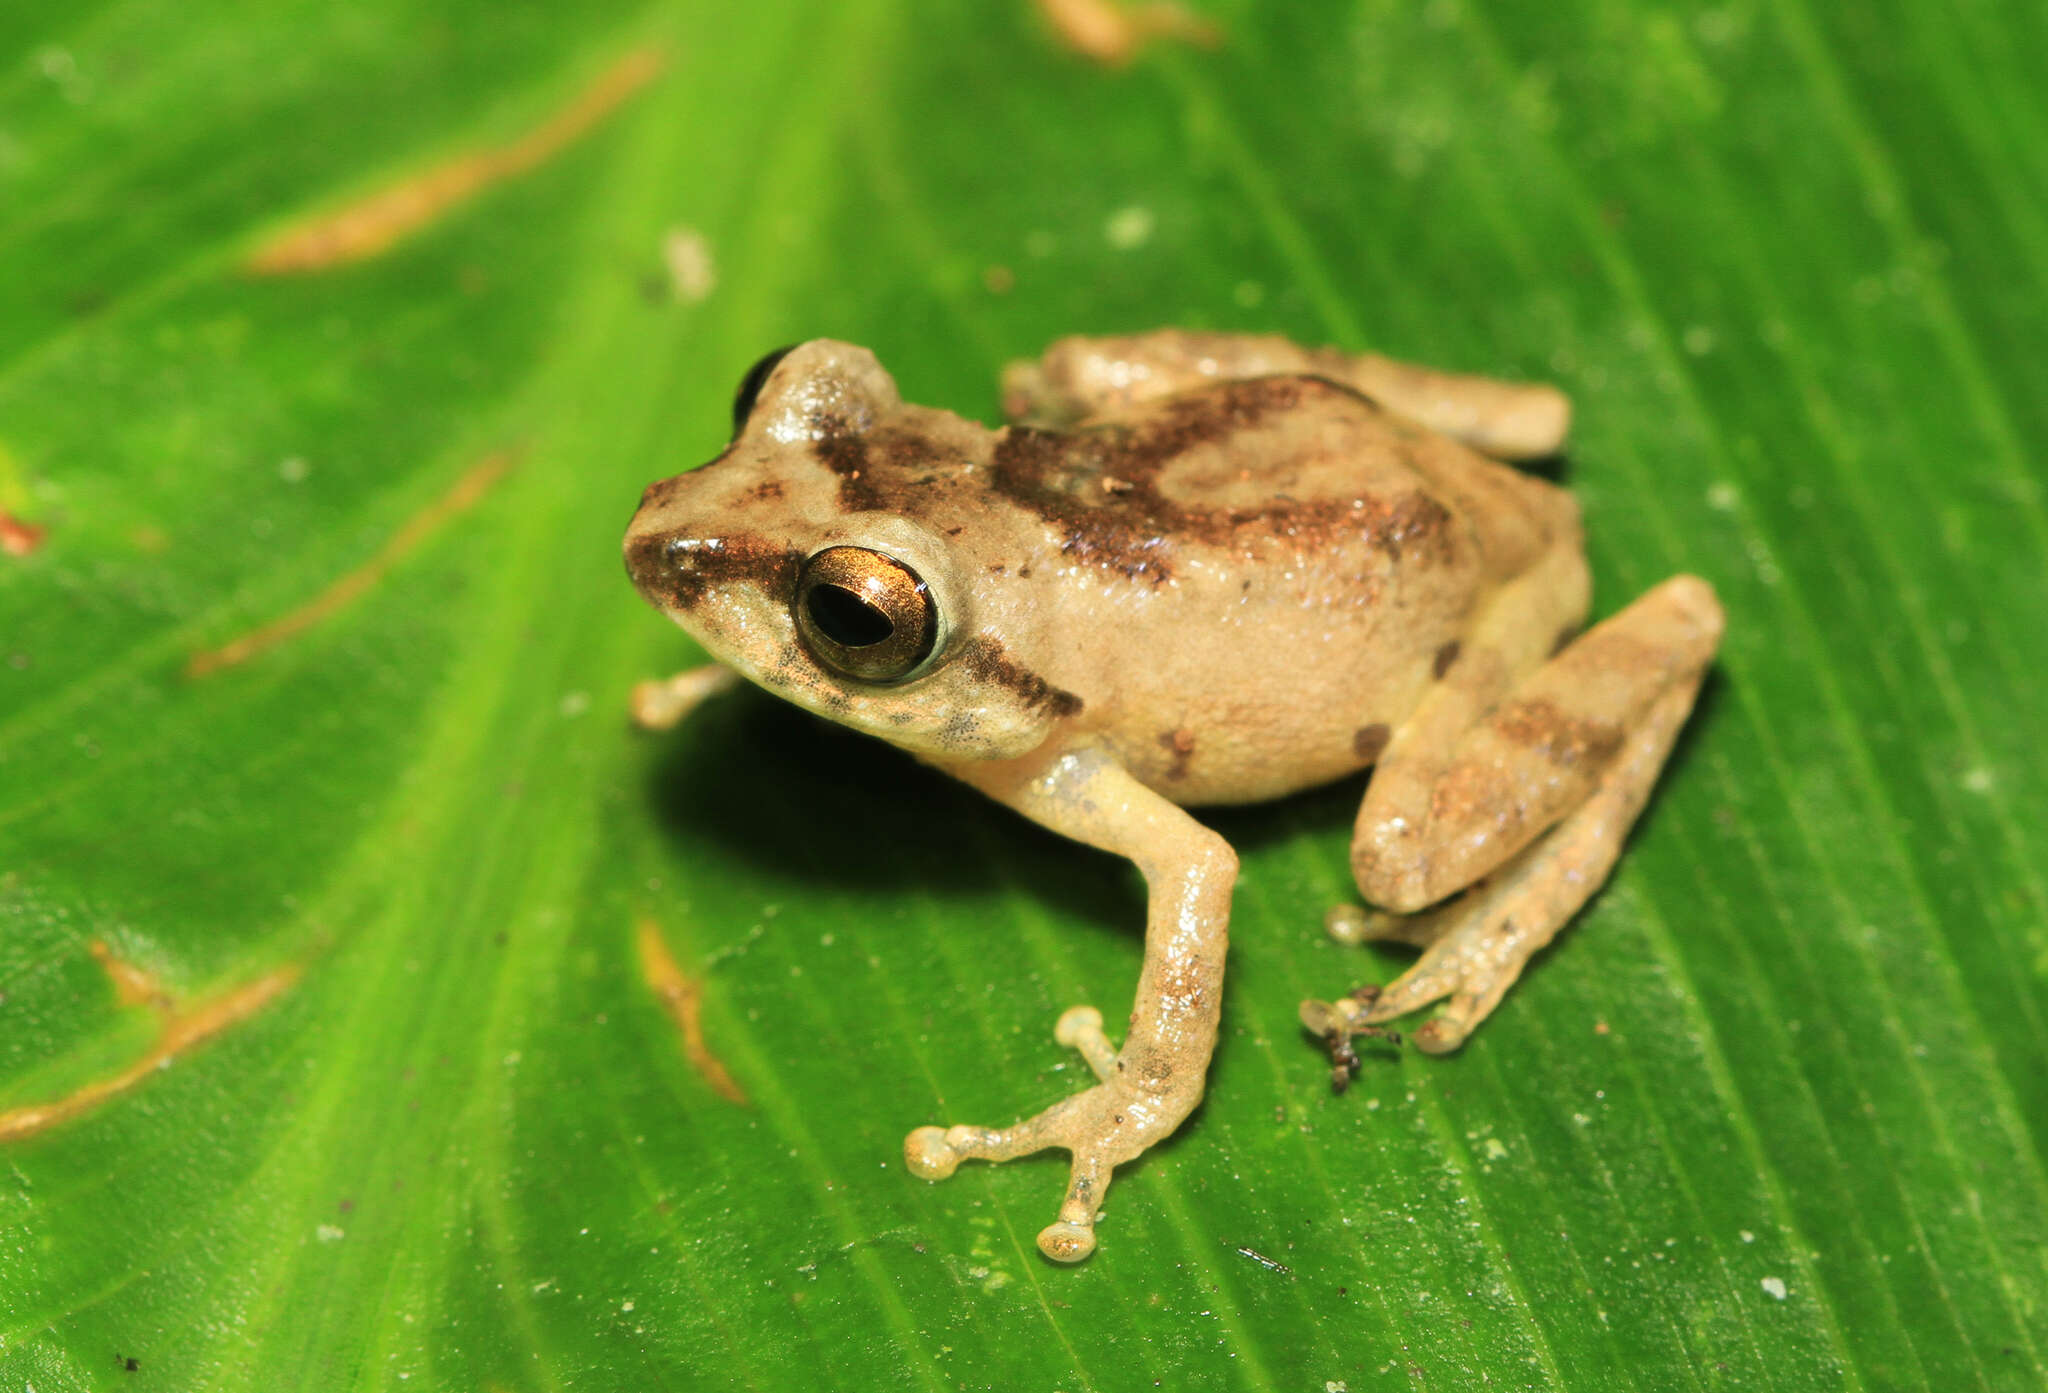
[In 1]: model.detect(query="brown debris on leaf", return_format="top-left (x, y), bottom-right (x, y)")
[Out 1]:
top-left (0, 510), bottom-right (45, 556)
top-left (186, 451), bottom-right (512, 677)
top-left (1035, 0), bottom-right (1220, 66)
top-left (1300, 985), bottom-right (1404, 1094)
top-left (0, 942), bottom-right (301, 1143)
top-left (636, 917), bottom-right (749, 1106)
top-left (248, 49), bottom-right (663, 274)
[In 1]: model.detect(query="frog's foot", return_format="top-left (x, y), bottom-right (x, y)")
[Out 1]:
top-left (905, 1006), bottom-right (1197, 1263)
top-left (629, 665), bottom-right (740, 730)
top-left (1313, 826), bottom-right (1568, 1060)
top-left (1309, 895), bottom-right (1474, 1086)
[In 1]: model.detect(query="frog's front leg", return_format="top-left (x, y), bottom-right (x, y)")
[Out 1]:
top-left (1002, 329), bottom-right (1569, 460)
top-left (905, 746), bottom-right (1235, 1262)
top-left (1311, 574), bottom-right (1722, 1058)
top-left (629, 664), bottom-right (740, 730)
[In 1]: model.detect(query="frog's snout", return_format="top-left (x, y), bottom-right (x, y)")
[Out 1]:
top-left (621, 524), bottom-right (673, 596)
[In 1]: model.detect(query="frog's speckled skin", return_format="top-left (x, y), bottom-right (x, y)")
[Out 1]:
top-left (624, 331), bottom-right (1722, 1263)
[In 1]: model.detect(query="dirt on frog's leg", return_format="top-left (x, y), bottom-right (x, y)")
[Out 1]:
top-left (907, 747), bottom-right (1236, 1262)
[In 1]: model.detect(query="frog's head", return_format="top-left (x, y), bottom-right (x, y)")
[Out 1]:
top-left (624, 339), bottom-right (1073, 761)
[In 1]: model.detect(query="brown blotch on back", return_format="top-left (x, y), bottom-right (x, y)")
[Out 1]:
top-left (1492, 698), bottom-right (1624, 768)
top-left (1159, 726), bottom-right (1196, 780)
top-left (1377, 490), bottom-right (1456, 564)
top-left (814, 431), bottom-right (885, 512)
top-left (992, 376), bottom-right (1467, 588)
top-left (1352, 722), bottom-right (1391, 764)
top-left (991, 426), bottom-right (1175, 585)
top-left (1433, 640), bottom-right (1462, 680)
top-left (991, 377), bottom-right (1457, 588)
top-left (956, 635), bottom-right (1085, 718)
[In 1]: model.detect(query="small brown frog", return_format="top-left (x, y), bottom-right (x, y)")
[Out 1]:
top-left (624, 330), bottom-right (1722, 1262)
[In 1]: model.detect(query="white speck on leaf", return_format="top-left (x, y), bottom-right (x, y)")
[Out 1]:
top-left (663, 227), bottom-right (716, 302)
top-left (1761, 1276), bottom-right (1788, 1300)
top-left (1105, 205), bottom-right (1155, 249)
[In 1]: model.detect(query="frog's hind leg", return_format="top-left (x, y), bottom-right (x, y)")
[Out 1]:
top-left (1343, 353), bottom-right (1569, 462)
top-left (1002, 329), bottom-right (1569, 460)
top-left (1312, 575), bottom-right (1721, 1056)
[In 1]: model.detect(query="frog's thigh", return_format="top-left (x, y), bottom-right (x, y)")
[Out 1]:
top-left (1345, 353), bottom-right (1569, 462)
top-left (1362, 669), bottom-right (1708, 1051)
top-left (1353, 574), bottom-right (1723, 915)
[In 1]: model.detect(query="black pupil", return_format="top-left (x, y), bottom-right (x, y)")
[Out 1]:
top-left (806, 584), bottom-right (895, 647)
top-left (730, 345), bottom-right (796, 436)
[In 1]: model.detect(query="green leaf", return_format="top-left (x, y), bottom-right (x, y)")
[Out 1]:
top-left (5, 1), bottom-right (2046, 1388)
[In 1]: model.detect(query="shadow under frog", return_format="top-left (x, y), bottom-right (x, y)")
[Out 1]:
top-left (623, 329), bottom-right (1724, 1262)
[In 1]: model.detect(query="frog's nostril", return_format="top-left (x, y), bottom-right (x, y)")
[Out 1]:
top-left (624, 529), bottom-right (664, 572)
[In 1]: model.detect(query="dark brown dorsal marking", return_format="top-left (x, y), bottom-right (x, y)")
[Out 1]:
top-left (1491, 699), bottom-right (1623, 769)
top-left (814, 431), bottom-right (883, 512)
top-left (1159, 726), bottom-right (1196, 780)
top-left (1433, 640), bottom-right (1462, 680)
top-left (1352, 722), bottom-right (1392, 763)
top-left (990, 376), bottom-right (1459, 587)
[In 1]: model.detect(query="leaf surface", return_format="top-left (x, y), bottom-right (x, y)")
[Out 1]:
top-left (3, 2), bottom-right (2045, 1388)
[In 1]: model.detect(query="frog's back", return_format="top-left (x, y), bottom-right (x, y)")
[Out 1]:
top-left (989, 376), bottom-right (1565, 588)
top-left (980, 375), bottom-right (1580, 803)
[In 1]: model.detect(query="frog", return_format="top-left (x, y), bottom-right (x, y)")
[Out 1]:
top-left (622, 329), bottom-right (1723, 1263)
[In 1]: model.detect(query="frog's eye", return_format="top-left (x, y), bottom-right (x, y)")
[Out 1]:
top-left (794, 546), bottom-right (939, 683)
top-left (730, 345), bottom-right (796, 437)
